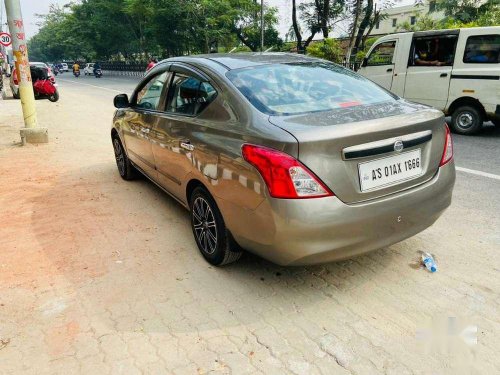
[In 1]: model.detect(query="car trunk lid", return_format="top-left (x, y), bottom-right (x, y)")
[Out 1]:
top-left (269, 101), bottom-right (446, 204)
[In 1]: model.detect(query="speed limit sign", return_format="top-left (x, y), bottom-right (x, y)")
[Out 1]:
top-left (0, 32), bottom-right (12, 47)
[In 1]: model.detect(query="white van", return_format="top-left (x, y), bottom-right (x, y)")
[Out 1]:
top-left (358, 27), bottom-right (499, 134)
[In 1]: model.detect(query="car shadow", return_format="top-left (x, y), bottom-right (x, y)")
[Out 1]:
top-left (27, 161), bottom-right (400, 335)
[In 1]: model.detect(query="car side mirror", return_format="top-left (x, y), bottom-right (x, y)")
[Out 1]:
top-left (362, 57), bottom-right (368, 67)
top-left (114, 94), bottom-right (129, 108)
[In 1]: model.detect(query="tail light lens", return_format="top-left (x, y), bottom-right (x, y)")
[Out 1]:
top-left (241, 144), bottom-right (334, 199)
top-left (439, 123), bottom-right (453, 166)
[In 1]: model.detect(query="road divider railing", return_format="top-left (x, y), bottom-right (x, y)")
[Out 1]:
top-left (100, 62), bottom-right (147, 78)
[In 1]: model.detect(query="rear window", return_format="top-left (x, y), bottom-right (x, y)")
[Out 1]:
top-left (226, 62), bottom-right (396, 115)
top-left (463, 34), bottom-right (499, 64)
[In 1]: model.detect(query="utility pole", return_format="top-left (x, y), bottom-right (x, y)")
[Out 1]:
top-left (260, 0), bottom-right (264, 52)
top-left (4, 0), bottom-right (48, 144)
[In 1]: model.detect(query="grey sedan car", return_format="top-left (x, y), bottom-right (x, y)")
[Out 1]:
top-left (111, 53), bottom-right (455, 266)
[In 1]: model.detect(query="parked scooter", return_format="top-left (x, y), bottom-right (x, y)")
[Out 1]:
top-left (31, 66), bottom-right (59, 102)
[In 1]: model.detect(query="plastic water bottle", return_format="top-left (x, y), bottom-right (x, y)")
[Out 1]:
top-left (421, 252), bottom-right (437, 273)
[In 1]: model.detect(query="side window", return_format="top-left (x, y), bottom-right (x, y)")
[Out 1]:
top-left (410, 35), bottom-right (458, 67)
top-left (367, 41), bottom-right (396, 66)
top-left (463, 35), bottom-right (499, 64)
top-left (136, 71), bottom-right (169, 110)
top-left (166, 73), bottom-right (217, 116)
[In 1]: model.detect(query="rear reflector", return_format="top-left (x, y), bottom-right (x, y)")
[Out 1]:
top-left (439, 123), bottom-right (453, 166)
top-left (241, 144), bottom-right (333, 199)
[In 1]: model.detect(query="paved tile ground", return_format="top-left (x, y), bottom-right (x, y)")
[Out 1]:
top-left (0, 78), bottom-right (499, 374)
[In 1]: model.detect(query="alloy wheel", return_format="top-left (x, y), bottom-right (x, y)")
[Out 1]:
top-left (113, 138), bottom-right (126, 176)
top-left (192, 197), bottom-right (218, 255)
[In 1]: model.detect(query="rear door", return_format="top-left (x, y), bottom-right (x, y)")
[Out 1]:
top-left (403, 31), bottom-right (459, 110)
top-left (122, 70), bottom-right (170, 177)
top-left (358, 39), bottom-right (398, 90)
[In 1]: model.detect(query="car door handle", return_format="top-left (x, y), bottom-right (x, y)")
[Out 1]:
top-left (180, 141), bottom-right (194, 151)
top-left (440, 73), bottom-right (448, 77)
top-left (386, 68), bottom-right (393, 72)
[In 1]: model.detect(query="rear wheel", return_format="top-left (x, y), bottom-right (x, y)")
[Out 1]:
top-left (48, 90), bottom-right (59, 102)
top-left (190, 187), bottom-right (242, 266)
top-left (450, 105), bottom-right (483, 135)
top-left (112, 136), bottom-right (137, 180)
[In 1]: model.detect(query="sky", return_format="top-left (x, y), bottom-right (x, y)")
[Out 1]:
top-left (3, 0), bottom-right (415, 41)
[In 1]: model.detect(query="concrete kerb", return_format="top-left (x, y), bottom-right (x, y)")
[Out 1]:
top-left (20, 127), bottom-right (49, 145)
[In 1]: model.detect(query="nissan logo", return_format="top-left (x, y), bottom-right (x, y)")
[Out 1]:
top-left (394, 140), bottom-right (404, 152)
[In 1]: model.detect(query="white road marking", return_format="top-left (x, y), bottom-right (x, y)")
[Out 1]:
top-left (456, 166), bottom-right (500, 181)
top-left (57, 78), bottom-right (123, 93)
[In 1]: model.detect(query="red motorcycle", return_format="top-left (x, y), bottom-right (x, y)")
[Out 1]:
top-left (31, 66), bottom-right (59, 102)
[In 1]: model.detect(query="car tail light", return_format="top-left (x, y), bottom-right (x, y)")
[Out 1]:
top-left (241, 144), bottom-right (334, 199)
top-left (439, 123), bottom-right (453, 167)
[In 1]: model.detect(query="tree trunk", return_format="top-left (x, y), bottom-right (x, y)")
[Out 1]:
top-left (353, 0), bottom-right (373, 55)
top-left (345, 0), bottom-right (362, 63)
top-left (320, 0), bottom-right (330, 38)
top-left (292, 0), bottom-right (303, 52)
top-left (362, 9), bottom-right (380, 48)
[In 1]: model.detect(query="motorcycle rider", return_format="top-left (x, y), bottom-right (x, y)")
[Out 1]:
top-left (73, 61), bottom-right (80, 76)
top-left (93, 61), bottom-right (101, 76)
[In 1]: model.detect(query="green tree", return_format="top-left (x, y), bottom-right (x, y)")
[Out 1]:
top-left (306, 38), bottom-right (343, 62)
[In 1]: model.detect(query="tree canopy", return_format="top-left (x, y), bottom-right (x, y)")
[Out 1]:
top-left (28, 0), bottom-right (282, 62)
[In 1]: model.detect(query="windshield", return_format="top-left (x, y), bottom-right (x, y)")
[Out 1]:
top-left (226, 62), bottom-right (397, 115)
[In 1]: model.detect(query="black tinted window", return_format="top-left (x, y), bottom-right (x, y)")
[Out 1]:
top-left (463, 35), bottom-right (499, 64)
top-left (227, 62), bottom-right (396, 115)
top-left (166, 74), bottom-right (217, 116)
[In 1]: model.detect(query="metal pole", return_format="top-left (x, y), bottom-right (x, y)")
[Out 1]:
top-left (4, 0), bottom-right (47, 143)
top-left (260, 0), bottom-right (264, 52)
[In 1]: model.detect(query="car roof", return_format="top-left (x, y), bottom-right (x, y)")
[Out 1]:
top-left (171, 52), bottom-right (322, 71)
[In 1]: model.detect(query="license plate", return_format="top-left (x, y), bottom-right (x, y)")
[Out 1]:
top-left (358, 149), bottom-right (422, 192)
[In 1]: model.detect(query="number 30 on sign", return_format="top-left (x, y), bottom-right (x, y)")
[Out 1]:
top-left (0, 32), bottom-right (12, 47)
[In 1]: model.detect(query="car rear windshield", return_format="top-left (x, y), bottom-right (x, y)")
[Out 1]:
top-left (226, 62), bottom-right (397, 115)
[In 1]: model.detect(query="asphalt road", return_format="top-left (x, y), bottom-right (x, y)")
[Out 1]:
top-left (1, 73), bottom-right (498, 374)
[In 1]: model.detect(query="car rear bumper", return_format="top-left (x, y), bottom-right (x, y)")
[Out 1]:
top-left (226, 161), bottom-right (455, 266)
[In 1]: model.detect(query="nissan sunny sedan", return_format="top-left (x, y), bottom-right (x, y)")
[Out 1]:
top-left (111, 53), bottom-right (455, 266)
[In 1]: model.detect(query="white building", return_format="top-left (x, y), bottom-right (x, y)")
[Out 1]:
top-left (373, 1), bottom-right (445, 36)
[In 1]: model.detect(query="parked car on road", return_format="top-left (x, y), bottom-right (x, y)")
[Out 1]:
top-left (111, 53), bottom-right (455, 266)
top-left (83, 63), bottom-right (94, 75)
top-left (358, 26), bottom-right (500, 135)
top-left (61, 63), bottom-right (69, 72)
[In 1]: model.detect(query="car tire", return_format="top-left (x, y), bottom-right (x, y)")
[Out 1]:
top-left (450, 105), bottom-right (483, 135)
top-left (190, 186), bottom-right (243, 266)
top-left (48, 90), bottom-right (59, 102)
top-left (112, 136), bottom-right (137, 180)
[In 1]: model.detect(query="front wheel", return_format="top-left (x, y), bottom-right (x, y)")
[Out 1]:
top-left (48, 90), bottom-right (59, 102)
top-left (112, 136), bottom-right (137, 180)
top-left (450, 105), bottom-right (483, 135)
top-left (190, 187), bottom-right (242, 266)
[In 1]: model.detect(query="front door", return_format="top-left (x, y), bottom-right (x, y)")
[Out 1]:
top-left (403, 33), bottom-right (458, 110)
top-left (358, 40), bottom-right (397, 91)
top-left (123, 71), bottom-right (170, 177)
